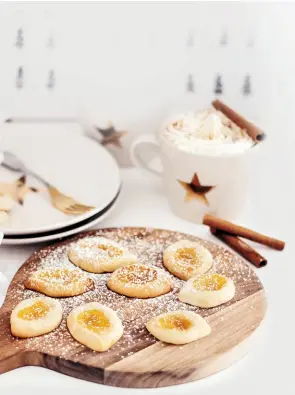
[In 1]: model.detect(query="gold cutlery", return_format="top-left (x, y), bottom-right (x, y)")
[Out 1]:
top-left (2, 151), bottom-right (94, 216)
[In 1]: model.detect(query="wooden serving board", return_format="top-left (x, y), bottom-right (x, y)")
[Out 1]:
top-left (0, 227), bottom-right (266, 388)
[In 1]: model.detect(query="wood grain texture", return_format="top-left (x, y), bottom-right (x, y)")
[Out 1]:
top-left (0, 227), bottom-right (266, 388)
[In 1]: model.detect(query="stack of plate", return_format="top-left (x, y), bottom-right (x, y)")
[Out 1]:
top-left (1, 126), bottom-right (121, 245)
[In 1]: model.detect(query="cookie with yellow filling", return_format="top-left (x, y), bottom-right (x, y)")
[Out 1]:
top-left (25, 268), bottom-right (94, 297)
top-left (179, 273), bottom-right (235, 308)
top-left (11, 297), bottom-right (62, 338)
top-left (68, 237), bottom-right (137, 273)
top-left (107, 263), bottom-right (173, 298)
top-left (146, 310), bottom-right (211, 344)
top-left (67, 302), bottom-right (123, 351)
top-left (163, 239), bottom-right (213, 280)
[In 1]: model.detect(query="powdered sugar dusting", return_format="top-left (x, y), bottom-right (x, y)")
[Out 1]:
top-left (69, 237), bottom-right (125, 264)
top-left (3, 227), bottom-right (263, 368)
top-left (116, 264), bottom-right (158, 284)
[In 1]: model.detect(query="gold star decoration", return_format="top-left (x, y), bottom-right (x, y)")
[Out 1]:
top-left (0, 175), bottom-right (38, 205)
top-left (96, 121), bottom-right (128, 148)
top-left (177, 173), bottom-right (215, 206)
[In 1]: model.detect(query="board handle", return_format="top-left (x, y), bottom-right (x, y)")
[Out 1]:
top-left (0, 307), bottom-right (28, 374)
top-left (0, 307), bottom-right (59, 375)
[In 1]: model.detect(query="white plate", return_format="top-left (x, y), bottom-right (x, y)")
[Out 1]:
top-left (2, 188), bottom-right (120, 245)
top-left (1, 125), bottom-right (121, 235)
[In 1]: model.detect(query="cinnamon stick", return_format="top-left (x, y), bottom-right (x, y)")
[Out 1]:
top-left (210, 228), bottom-right (267, 268)
top-left (203, 213), bottom-right (285, 251)
top-left (212, 99), bottom-right (266, 142)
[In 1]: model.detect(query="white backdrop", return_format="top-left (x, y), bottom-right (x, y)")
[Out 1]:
top-left (0, 2), bottom-right (293, 139)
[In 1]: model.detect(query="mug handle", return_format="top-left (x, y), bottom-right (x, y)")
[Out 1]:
top-left (130, 135), bottom-right (162, 178)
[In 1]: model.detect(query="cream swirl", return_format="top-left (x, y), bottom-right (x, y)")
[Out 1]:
top-left (160, 108), bottom-right (254, 156)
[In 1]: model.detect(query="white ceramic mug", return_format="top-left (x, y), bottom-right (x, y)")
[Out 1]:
top-left (131, 126), bottom-right (261, 223)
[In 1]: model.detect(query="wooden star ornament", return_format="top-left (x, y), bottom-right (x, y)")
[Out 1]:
top-left (96, 121), bottom-right (128, 148)
top-left (177, 173), bottom-right (215, 206)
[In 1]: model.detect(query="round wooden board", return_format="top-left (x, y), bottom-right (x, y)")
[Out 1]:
top-left (0, 227), bottom-right (266, 388)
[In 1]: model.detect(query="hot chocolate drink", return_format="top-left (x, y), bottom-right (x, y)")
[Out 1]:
top-left (159, 108), bottom-right (254, 156)
top-left (131, 101), bottom-right (263, 223)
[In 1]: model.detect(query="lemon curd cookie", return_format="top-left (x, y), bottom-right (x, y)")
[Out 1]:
top-left (25, 268), bottom-right (94, 297)
top-left (163, 239), bottom-right (213, 281)
top-left (68, 237), bottom-right (137, 274)
top-left (146, 310), bottom-right (211, 345)
top-left (67, 302), bottom-right (123, 352)
top-left (11, 297), bottom-right (62, 338)
top-left (107, 263), bottom-right (173, 298)
top-left (179, 273), bottom-right (235, 308)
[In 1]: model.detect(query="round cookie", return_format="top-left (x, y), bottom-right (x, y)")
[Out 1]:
top-left (25, 268), bottom-right (94, 297)
top-left (68, 237), bottom-right (137, 274)
top-left (179, 273), bottom-right (235, 308)
top-left (146, 310), bottom-right (211, 345)
top-left (67, 302), bottom-right (123, 352)
top-left (107, 263), bottom-right (173, 298)
top-left (11, 297), bottom-right (62, 338)
top-left (163, 239), bottom-right (213, 280)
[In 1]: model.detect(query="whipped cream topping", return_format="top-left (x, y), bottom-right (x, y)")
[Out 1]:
top-left (160, 108), bottom-right (254, 155)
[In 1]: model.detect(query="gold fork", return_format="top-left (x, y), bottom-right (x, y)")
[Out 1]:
top-left (2, 151), bottom-right (95, 216)
top-left (47, 186), bottom-right (95, 215)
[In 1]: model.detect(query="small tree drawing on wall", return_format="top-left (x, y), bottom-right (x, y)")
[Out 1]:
top-left (243, 75), bottom-right (251, 96)
top-left (15, 28), bottom-right (24, 49)
top-left (214, 74), bottom-right (223, 95)
top-left (47, 34), bottom-right (54, 49)
top-left (16, 66), bottom-right (23, 89)
top-left (47, 69), bottom-right (55, 90)
top-left (187, 31), bottom-right (194, 48)
top-left (220, 30), bottom-right (228, 46)
top-left (186, 74), bottom-right (195, 93)
top-left (247, 37), bottom-right (254, 48)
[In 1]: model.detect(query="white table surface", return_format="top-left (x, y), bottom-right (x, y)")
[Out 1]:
top-left (0, 167), bottom-right (293, 395)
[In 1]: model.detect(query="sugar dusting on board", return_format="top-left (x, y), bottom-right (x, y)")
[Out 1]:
top-left (4, 227), bottom-right (263, 367)
top-left (69, 237), bottom-right (125, 263)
